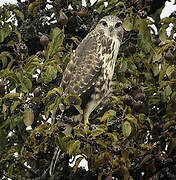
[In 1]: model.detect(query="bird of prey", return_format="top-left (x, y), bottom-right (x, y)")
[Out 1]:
top-left (59, 15), bottom-right (124, 125)
top-left (50, 15), bottom-right (124, 176)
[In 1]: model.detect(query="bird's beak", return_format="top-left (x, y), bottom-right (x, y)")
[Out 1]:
top-left (109, 22), bottom-right (114, 32)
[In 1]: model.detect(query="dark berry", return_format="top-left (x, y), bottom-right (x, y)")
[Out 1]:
top-left (164, 52), bottom-right (174, 61)
top-left (58, 13), bottom-right (68, 25)
top-left (40, 35), bottom-right (49, 46)
top-left (134, 93), bottom-right (146, 102)
top-left (124, 95), bottom-right (133, 106)
top-left (123, 85), bottom-right (132, 94)
top-left (125, 69), bottom-right (132, 78)
top-left (58, 122), bottom-right (66, 131)
top-left (132, 101), bottom-right (143, 111)
top-left (35, 131), bottom-right (43, 140)
top-left (33, 87), bottom-right (42, 97)
top-left (128, 42), bottom-right (136, 54)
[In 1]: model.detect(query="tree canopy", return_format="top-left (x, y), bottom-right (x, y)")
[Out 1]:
top-left (0, 0), bottom-right (176, 179)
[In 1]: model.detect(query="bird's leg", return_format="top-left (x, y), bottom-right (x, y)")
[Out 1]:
top-left (83, 112), bottom-right (89, 125)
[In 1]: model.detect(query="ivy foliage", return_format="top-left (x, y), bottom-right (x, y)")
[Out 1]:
top-left (0, 0), bottom-right (176, 180)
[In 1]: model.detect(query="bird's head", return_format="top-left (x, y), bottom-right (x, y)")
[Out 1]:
top-left (96, 15), bottom-right (124, 43)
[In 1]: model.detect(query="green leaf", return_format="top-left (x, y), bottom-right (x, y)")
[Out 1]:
top-left (23, 108), bottom-right (34, 127)
top-left (101, 110), bottom-right (116, 122)
top-left (166, 65), bottom-right (175, 78)
top-left (73, 156), bottom-right (84, 173)
top-left (46, 27), bottom-right (63, 59)
top-left (43, 87), bottom-right (63, 102)
top-left (164, 85), bottom-right (172, 98)
top-left (44, 101), bottom-right (55, 118)
top-left (122, 121), bottom-right (132, 138)
top-left (125, 114), bottom-right (138, 126)
top-left (10, 101), bottom-right (20, 113)
top-left (28, 1), bottom-right (40, 15)
top-left (159, 26), bottom-right (168, 41)
top-left (0, 23), bottom-right (11, 43)
top-left (39, 65), bottom-right (58, 84)
top-left (3, 93), bottom-right (20, 100)
top-left (122, 14), bottom-right (133, 31)
top-left (68, 140), bottom-right (80, 156)
top-left (152, 51), bottom-right (162, 62)
top-left (97, 4), bottom-right (104, 14)
top-left (133, 15), bottom-right (141, 32)
top-left (95, 139), bottom-right (107, 149)
top-left (91, 127), bottom-right (105, 138)
top-left (13, 9), bottom-right (24, 20)
top-left (23, 76), bottom-right (32, 90)
top-left (68, 93), bottom-right (82, 105)
top-left (82, 144), bottom-right (91, 158)
top-left (0, 51), bottom-right (13, 69)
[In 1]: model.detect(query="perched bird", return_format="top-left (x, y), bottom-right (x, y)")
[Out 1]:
top-left (60, 15), bottom-right (123, 124)
top-left (50, 15), bottom-right (124, 176)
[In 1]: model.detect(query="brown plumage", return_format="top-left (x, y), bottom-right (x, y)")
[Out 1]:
top-left (60, 15), bottom-right (124, 124)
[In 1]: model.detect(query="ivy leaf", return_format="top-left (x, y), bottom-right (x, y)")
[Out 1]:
top-left (122, 121), bottom-right (132, 138)
top-left (23, 108), bottom-right (34, 127)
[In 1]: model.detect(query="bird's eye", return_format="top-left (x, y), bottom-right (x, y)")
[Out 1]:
top-left (101, 21), bottom-right (108, 27)
top-left (115, 22), bottom-right (121, 28)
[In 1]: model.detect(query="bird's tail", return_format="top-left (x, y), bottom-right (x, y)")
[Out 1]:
top-left (49, 146), bottom-right (61, 176)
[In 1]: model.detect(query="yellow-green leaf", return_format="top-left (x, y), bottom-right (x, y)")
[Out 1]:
top-left (122, 121), bottom-right (132, 138)
top-left (166, 65), bottom-right (175, 78)
top-left (3, 93), bottom-right (20, 100)
top-left (123, 14), bottom-right (133, 31)
top-left (10, 101), bottom-right (20, 113)
top-left (125, 114), bottom-right (138, 126)
top-left (101, 109), bottom-right (116, 122)
top-left (23, 108), bottom-right (34, 127)
top-left (92, 127), bottom-right (105, 138)
top-left (68, 140), bottom-right (80, 156)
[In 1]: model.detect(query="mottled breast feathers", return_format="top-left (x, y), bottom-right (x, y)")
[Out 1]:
top-left (60, 31), bottom-right (102, 96)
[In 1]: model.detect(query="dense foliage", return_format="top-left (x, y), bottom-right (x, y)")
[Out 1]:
top-left (0, 0), bottom-right (176, 179)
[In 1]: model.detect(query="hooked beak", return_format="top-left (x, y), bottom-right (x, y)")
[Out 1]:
top-left (109, 26), bottom-right (113, 32)
top-left (109, 21), bottom-right (114, 32)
